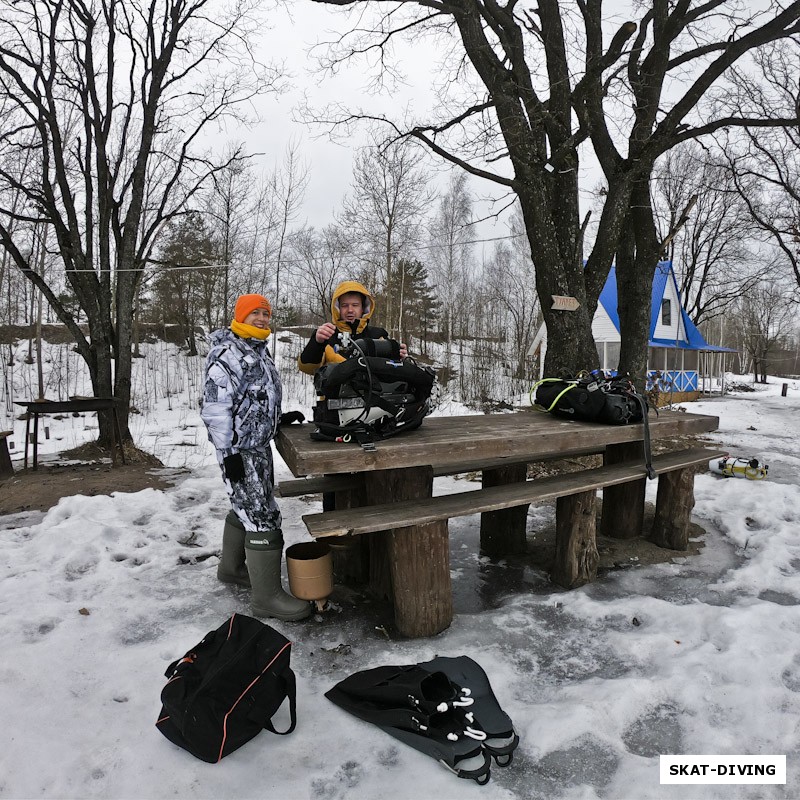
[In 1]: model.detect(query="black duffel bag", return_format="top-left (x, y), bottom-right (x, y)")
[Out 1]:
top-left (155, 614), bottom-right (296, 763)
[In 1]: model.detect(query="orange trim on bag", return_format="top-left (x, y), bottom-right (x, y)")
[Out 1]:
top-left (215, 640), bottom-right (292, 762)
top-left (156, 715), bottom-right (170, 724)
top-left (226, 614), bottom-right (236, 639)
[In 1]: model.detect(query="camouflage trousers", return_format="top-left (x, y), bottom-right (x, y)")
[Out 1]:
top-left (216, 448), bottom-right (282, 532)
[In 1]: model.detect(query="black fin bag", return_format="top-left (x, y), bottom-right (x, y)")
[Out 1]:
top-left (532, 375), bottom-right (645, 425)
top-left (533, 374), bottom-right (655, 478)
top-left (533, 378), bottom-right (608, 422)
top-left (155, 614), bottom-right (296, 763)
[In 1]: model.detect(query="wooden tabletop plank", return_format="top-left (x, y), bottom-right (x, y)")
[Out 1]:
top-left (277, 410), bottom-right (719, 477)
top-left (303, 446), bottom-right (726, 538)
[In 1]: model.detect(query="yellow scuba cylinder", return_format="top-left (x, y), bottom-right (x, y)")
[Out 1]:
top-left (708, 456), bottom-right (769, 480)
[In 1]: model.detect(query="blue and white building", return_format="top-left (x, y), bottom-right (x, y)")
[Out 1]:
top-left (531, 261), bottom-right (735, 397)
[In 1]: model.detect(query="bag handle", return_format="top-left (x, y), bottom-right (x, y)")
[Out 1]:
top-left (261, 667), bottom-right (297, 735)
top-left (529, 378), bottom-right (576, 412)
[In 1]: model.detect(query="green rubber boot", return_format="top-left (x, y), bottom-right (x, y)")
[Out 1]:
top-left (217, 511), bottom-right (251, 587)
top-left (245, 531), bottom-right (313, 621)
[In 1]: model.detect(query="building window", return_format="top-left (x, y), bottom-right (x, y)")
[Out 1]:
top-left (661, 299), bottom-right (671, 326)
top-left (606, 342), bottom-right (620, 370)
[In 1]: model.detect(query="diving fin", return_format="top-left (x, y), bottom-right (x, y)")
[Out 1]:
top-left (376, 709), bottom-right (491, 784)
top-left (325, 665), bottom-right (492, 784)
top-left (419, 655), bottom-right (519, 766)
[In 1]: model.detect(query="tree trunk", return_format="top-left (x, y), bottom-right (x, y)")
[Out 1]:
top-left (616, 183), bottom-right (662, 387)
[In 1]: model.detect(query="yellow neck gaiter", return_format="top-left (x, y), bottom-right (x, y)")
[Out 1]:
top-left (230, 320), bottom-right (271, 340)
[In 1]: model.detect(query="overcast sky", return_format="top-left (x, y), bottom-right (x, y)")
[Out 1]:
top-left (237, 2), bottom-right (637, 249)
top-left (224, 1), bottom-right (521, 245)
top-left (233, 4), bottom-right (437, 231)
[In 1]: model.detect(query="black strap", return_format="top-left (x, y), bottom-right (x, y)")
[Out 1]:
top-left (354, 428), bottom-right (377, 452)
top-left (262, 668), bottom-right (297, 735)
top-left (634, 393), bottom-right (656, 480)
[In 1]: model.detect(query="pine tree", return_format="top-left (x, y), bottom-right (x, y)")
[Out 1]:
top-left (385, 259), bottom-right (440, 355)
top-left (150, 214), bottom-right (218, 356)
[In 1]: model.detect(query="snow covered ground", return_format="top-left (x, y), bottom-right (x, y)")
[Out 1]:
top-left (1, 343), bottom-right (799, 799)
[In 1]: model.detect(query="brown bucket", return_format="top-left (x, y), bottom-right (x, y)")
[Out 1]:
top-left (286, 541), bottom-right (333, 608)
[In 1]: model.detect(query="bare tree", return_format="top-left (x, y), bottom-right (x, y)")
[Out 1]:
top-left (488, 208), bottom-right (541, 379)
top-left (271, 140), bottom-right (309, 348)
top-left (428, 170), bottom-right (473, 367)
top-left (309, 0), bottom-right (800, 382)
top-left (291, 223), bottom-right (351, 321)
top-left (733, 279), bottom-right (796, 383)
top-left (339, 135), bottom-right (434, 333)
top-left (722, 41), bottom-right (800, 295)
top-left (652, 143), bottom-right (758, 324)
top-left (0, 0), bottom-right (282, 446)
top-left (205, 146), bottom-right (258, 324)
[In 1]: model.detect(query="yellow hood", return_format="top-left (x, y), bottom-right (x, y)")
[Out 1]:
top-left (331, 281), bottom-right (375, 335)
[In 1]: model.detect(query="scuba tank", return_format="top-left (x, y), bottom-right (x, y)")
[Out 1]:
top-left (708, 456), bottom-right (768, 480)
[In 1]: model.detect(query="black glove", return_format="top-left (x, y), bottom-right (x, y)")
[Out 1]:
top-left (223, 453), bottom-right (246, 484)
top-left (280, 411), bottom-right (305, 426)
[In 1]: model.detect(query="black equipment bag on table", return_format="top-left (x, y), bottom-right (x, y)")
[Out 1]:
top-left (531, 372), bottom-right (656, 478)
top-left (155, 613), bottom-right (296, 762)
top-left (312, 348), bottom-right (436, 448)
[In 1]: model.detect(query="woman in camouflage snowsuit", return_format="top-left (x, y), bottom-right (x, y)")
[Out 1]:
top-left (200, 294), bottom-right (310, 621)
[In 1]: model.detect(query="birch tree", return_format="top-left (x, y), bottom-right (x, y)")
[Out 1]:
top-left (429, 170), bottom-right (473, 367)
top-left (339, 136), bottom-right (433, 333)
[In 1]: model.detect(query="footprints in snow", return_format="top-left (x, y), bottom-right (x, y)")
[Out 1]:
top-left (311, 759), bottom-right (365, 799)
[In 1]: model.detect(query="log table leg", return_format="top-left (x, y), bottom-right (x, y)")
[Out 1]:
top-left (648, 467), bottom-right (696, 550)
top-left (551, 490), bottom-right (599, 588)
top-left (364, 466), bottom-right (452, 638)
top-left (324, 485), bottom-right (370, 585)
top-left (0, 433), bottom-right (13, 479)
top-left (600, 441), bottom-right (645, 539)
top-left (480, 462), bottom-right (528, 556)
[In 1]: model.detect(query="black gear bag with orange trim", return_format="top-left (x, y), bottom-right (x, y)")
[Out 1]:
top-left (155, 614), bottom-right (296, 762)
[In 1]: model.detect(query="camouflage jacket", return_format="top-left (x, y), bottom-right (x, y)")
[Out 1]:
top-left (200, 328), bottom-right (282, 456)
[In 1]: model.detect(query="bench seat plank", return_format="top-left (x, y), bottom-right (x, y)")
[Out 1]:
top-left (276, 474), bottom-right (362, 497)
top-left (303, 446), bottom-right (725, 539)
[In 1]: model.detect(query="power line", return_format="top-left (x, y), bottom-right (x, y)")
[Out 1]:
top-left (54, 231), bottom-right (530, 273)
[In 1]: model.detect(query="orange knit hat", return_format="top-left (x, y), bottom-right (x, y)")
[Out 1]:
top-left (234, 294), bottom-right (272, 323)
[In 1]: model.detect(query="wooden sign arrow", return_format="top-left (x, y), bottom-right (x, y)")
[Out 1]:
top-left (551, 295), bottom-right (581, 311)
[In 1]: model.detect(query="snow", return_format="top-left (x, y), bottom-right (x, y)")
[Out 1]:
top-left (1, 347), bottom-right (799, 799)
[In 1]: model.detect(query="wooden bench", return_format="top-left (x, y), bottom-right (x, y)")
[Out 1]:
top-left (0, 431), bottom-right (13, 479)
top-left (302, 446), bottom-right (725, 589)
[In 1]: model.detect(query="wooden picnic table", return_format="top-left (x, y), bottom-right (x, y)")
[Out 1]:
top-left (276, 409), bottom-right (719, 638)
top-left (14, 397), bottom-right (126, 470)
